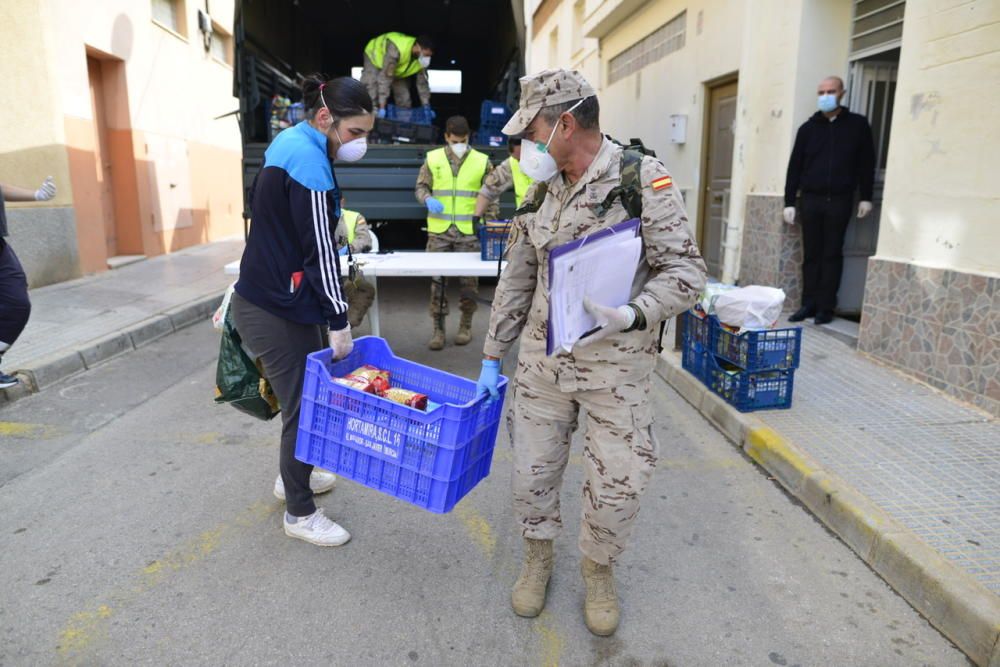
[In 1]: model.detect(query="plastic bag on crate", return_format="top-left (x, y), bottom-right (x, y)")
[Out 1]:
top-left (697, 281), bottom-right (738, 317)
top-left (714, 286), bottom-right (786, 331)
top-left (212, 282), bottom-right (237, 331)
top-left (213, 306), bottom-right (280, 421)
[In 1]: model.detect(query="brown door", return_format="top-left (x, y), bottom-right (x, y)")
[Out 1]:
top-left (87, 56), bottom-right (118, 258)
top-left (700, 80), bottom-right (737, 279)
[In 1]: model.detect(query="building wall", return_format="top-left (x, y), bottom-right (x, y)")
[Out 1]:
top-left (0, 0), bottom-right (242, 287)
top-left (858, 0), bottom-right (999, 416)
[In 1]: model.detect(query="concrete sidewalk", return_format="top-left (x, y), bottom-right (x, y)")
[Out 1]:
top-left (1, 238), bottom-right (242, 403)
top-left (659, 316), bottom-right (1000, 666)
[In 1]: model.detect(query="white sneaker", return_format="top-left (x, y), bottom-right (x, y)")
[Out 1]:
top-left (273, 469), bottom-right (337, 501)
top-left (283, 509), bottom-right (351, 546)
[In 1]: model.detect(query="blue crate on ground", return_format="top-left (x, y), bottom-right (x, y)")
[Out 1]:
top-left (681, 310), bottom-right (712, 349)
top-left (474, 130), bottom-right (506, 147)
top-left (712, 317), bottom-right (802, 371)
top-left (295, 337), bottom-right (508, 513)
top-left (478, 222), bottom-right (510, 261)
top-left (703, 352), bottom-right (795, 412)
top-left (681, 334), bottom-right (710, 383)
top-left (385, 105), bottom-right (434, 125)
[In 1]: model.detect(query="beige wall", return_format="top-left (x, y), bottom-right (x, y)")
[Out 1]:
top-left (874, 0), bottom-right (1000, 276)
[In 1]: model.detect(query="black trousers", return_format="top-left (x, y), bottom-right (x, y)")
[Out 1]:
top-left (230, 291), bottom-right (324, 517)
top-left (798, 194), bottom-right (854, 313)
top-left (0, 239), bottom-right (31, 349)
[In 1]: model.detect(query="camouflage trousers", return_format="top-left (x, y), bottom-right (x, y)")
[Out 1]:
top-left (508, 365), bottom-right (659, 565)
top-left (427, 227), bottom-right (480, 317)
top-left (343, 276), bottom-right (376, 329)
top-left (361, 54), bottom-right (414, 108)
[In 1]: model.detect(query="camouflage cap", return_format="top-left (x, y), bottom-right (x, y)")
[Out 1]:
top-left (502, 69), bottom-right (597, 136)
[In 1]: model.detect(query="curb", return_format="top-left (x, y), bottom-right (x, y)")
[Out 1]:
top-left (656, 351), bottom-right (1000, 667)
top-left (0, 293), bottom-right (223, 406)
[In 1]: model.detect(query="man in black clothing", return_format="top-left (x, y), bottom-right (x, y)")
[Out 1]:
top-left (783, 76), bottom-right (875, 325)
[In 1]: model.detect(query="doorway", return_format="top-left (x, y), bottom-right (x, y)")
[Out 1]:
top-left (700, 79), bottom-right (738, 279)
top-left (86, 56), bottom-right (119, 259)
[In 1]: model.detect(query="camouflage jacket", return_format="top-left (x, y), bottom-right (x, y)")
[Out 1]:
top-left (378, 41), bottom-right (431, 107)
top-left (484, 138), bottom-right (707, 391)
top-left (478, 156), bottom-right (514, 202)
top-left (334, 212), bottom-right (373, 254)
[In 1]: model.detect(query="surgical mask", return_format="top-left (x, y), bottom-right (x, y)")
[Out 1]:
top-left (519, 97), bottom-right (587, 182)
top-left (332, 126), bottom-right (367, 162)
top-left (817, 93), bottom-right (839, 113)
top-left (450, 142), bottom-right (468, 158)
top-left (418, 55), bottom-right (431, 68)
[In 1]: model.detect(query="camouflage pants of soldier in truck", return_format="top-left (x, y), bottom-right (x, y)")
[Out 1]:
top-left (426, 225), bottom-right (479, 317)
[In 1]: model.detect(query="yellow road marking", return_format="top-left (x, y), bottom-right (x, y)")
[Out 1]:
top-left (453, 505), bottom-right (496, 559)
top-left (0, 421), bottom-right (60, 439)
top-left (535, 611), bottom-right (564, 667)
top-left (56, 501), bottom-right (278, 661)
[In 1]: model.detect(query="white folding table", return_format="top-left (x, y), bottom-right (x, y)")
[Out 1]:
top-left (224, 252), bottom-right (506, 337)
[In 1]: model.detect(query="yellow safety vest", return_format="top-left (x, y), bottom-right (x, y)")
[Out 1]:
top-left (509, 157), bottom-right (533, 207)
top-left (364, 32), bottom-right (423, 79)
top-left (426, 148), bottom-right (489, 235)
top-left (341, 209), bottom-right (360, 244)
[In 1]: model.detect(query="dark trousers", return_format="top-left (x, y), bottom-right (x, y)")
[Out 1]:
top-left (230, 291), bottom-right (324, 517)
top-left (0, 239), bottom-right (31, 349)
top-left (798, 194), bottom-right (854, 313)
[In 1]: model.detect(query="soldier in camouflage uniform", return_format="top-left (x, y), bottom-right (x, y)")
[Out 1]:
top-left (361, 33), bottom-right (434, 114)
top-left (474, 69), bottom-right (707, 636)
top-left (473, 137), bottom-right (532, 219)
top-left (334, 204), bottom-right (376, 329)
top-left (415, 116), bottom-right (497, 350)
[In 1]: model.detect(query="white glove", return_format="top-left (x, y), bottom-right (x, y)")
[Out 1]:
top-left (34, 176), bottom-right (56, 201)
top-left (328, 324), bottom-right (354, 361)
top-left (782, 206), bottom-right (796, 225)
top-left (857, 201), bottom-right (873, 219)
top-left (574, 297), bottom-right (636, 349)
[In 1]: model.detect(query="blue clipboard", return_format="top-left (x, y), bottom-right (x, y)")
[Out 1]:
top-left (546, 217), bottom-right (642, 355)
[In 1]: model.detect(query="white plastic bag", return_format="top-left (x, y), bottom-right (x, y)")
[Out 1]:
top-left (699, 281), bottom-right (738, 316)
top-left (212, 282), bottom-right (237, 332)
top-left (714, 286), bottom-right (786, 331)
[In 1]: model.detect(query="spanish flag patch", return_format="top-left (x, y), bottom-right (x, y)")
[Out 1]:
top-left (651, 175), bottom-right (673, 191)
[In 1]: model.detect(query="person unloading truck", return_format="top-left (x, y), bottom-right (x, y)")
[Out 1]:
top-left (414, 115), bottom-right (495, 351)
top-left (361, 32), bottom-right (435, 118)
top-left (473, 136), bottom-right (534, 225)
top-left (334, 202), bottom-right (377, 329)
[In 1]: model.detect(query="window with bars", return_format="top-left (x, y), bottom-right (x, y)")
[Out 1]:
top-left (607, 11), bottom-right (686, 85)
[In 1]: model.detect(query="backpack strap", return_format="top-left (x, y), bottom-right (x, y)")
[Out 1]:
top-left (512, 182), bottom-right (549, 217)
top-left (595, 149), bottom-right (645, 219)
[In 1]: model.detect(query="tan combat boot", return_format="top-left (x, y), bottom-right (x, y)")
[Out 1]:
top-left (581, 557), bottom-right (619, 636)
top-left (511, 538), bottom-right (554, 617)
top-left (428, 316), bottom-right (445, 351)
top-left (454, 311), bottom-right (474, 346)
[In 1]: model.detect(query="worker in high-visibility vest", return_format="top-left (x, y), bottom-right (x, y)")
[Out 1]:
top-left (361, 32), bottom-right (435, 117)
top-left (333, 204), bottom-right (377, 329)
top-left (415, 115), bottom-right (497, 351)
top-left (474, 136), bottom-right (534, 221)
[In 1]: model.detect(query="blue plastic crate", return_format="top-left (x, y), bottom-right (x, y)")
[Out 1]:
top-left (712, 318), bottom-right (802, 371)
top-left (295, 337), bottom-right (508, 513)
top-left (478, 222), bottom-right (510, 261)
top-left (681, 310), bottom-right (712, 349)
top-left (703, 352), bottom-right (795, 412)
top-left (474, 130), bottom-right (506, 147)
top-left (681, 334), bottom-right (709, 383)
top-left (385, 104), bottom-right (434, 125)
top-left (480, 100), bottom-right (511, 125)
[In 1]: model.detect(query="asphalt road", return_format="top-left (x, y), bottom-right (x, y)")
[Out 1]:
top-left (0, 281), bottom-right (969, 666)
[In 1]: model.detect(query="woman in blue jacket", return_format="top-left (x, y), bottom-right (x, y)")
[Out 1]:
top-left (232, 75), bottom-right (373, 547)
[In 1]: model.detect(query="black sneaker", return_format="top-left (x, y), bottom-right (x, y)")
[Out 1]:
top-left (788, 306), bottom-right (816, 322)
top-left (814, 311), bottom-right (834, 325)
top-left (0, 370), bottom-right (18, 390)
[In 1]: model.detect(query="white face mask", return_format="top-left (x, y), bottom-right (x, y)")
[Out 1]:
top-left (418, 55), bottom-right (431, 68)
top-left (334, 128), bottom-right (368, 162)
top-left (450, 142), bottom-right (468, 158)
top-left (519, 98), bottom-right (587, 182)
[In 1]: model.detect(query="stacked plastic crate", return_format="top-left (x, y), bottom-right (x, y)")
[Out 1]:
top-left (474, 100), bottom-right (511, 147)
top-left (681, 310), bottom-right (802, 412)
top-left (374, 105), bottom-right (439, 144)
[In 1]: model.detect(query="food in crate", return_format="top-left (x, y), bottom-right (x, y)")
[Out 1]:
top-left (334, 364), bottom-right (430, 411)
top-left (713, 285), bottom-right (786, 331)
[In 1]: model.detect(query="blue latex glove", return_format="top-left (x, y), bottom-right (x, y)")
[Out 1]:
top-left (376, 107), bottom-right (386, 119)
top-left (425, 197), bottom-right (445, 214)
top-left (339, 246), bottom-right (349, 256)
top-left (476, 359), bottom-right (501, 401)
top-left (423, 104), bottom-right (436, 120)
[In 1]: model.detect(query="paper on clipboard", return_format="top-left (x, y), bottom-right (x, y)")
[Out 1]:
top-left (547, 218), bottom-right (642, 355)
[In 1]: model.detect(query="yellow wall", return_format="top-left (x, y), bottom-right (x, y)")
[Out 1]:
top-left (875, 0), bottom-right (1000, 276)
